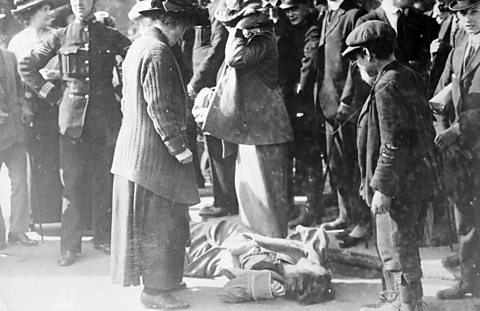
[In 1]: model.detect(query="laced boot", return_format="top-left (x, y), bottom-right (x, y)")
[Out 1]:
top-left (288, 168), bottom-right (321, 228)
top-left (360, 270), bottom-right (400, 311)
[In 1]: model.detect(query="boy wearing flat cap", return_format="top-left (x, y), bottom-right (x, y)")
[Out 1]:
top-left (434, 0), bottom-right (480, 300)
top-left (343, 20), bottom-right (436, 311)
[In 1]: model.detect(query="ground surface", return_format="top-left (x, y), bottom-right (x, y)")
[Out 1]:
top-left (1, 168), bottom-right (480, 311)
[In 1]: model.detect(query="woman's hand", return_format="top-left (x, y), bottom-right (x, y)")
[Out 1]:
top-left (175, 148), bottom-right (193, 164)
top-left (435, 123), bottom-right (460, 151)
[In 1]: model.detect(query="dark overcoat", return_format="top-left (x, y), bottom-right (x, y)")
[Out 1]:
top-left (357, 61), bottom-right (435, 206)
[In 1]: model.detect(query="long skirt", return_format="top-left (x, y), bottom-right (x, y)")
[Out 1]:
top-left (235, 143), bottom-right (289, 238)
top-left (111, 175), bottom-right (190, 290)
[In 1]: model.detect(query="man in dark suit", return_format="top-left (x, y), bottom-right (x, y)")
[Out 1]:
top-left (315, 0), bottom-right (367, 232)
top-left (187, 0), bottom-right (238, 218)
top-left (344, 21), bottom-right (435, 311)
top-left (435, 0), bottom-right (480, 300)
top-left (20, 0), bottom-right (131, 266)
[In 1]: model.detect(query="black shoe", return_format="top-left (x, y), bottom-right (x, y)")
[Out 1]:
top-left (8, 232), bottom-right (38, 246)
top-left (441, 254), bottom-right (460, 268)
top-left (58, 251), bottom-right (77, 266)
top-left (199, 206), bottom-right (230, 217)
top-left (140, 291), bottom-right (189, 310)
top-left (339, 234), bottom-right (370, 249)
top-left (334, 230), bottom-right (350, 240)
top-left (437, 281), bottom-right (480, 300)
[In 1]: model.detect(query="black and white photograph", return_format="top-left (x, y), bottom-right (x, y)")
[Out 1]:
top-left (0, 0), bottom-right (479, 309)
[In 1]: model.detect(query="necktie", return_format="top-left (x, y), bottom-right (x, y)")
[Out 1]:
top-left (396, 9), bottom-right (405, 39)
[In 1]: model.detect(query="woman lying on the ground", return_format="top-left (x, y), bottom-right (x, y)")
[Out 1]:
top-left (185, 220), bottom-right (334, 305)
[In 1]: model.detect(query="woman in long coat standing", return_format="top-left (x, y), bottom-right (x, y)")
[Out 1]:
top-left (110, 0), bottom-right (204, 308)
top-left (203, 0), bottom-right (294, 238)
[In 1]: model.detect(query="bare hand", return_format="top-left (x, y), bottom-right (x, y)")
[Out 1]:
top-left (175, 148), bottom-right (193, 165)
top-left (40, 69), bottom-right (61, 81)
top-left (435, 123), bottom-right (460, 151)
top-left (336, 102), bottom-right (354, 122)
top-left (430, 38), bottom-right (442, 55)
top-left (187, 84), bottom-right (197, 100)
top-left (371, 191), bottom-right (392, 215)
top-left (21, 107), bottom-right (34, 125)
top-left (0, 111), bottom-right (8, 124)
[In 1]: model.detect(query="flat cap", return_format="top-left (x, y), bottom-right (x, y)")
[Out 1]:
top-left (342, 20), bottom-right (396, 58)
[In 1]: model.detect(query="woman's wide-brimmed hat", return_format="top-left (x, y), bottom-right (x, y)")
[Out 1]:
top-left (215, 0), bottom-right (265, 23)
top-left (449, 0), bottom-right (480, 11)
top-left (138, 0), bottom-right (205, 15)
top-left (11, 0), bottom-right (53, 15)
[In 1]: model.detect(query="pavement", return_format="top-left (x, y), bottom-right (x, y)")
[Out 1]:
top-left (1, 168), bottom-right (480, 310)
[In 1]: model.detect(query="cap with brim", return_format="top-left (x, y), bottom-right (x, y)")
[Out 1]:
top-left (11, 0), bottom-right (52, 15)
top-left (449, 0), bottom-right (480, 11)
top-left (279, 0), bottom-right (307, 10)
top-left (342, 20), bottom-right (396, 59)
top-left (215, 0), bottom-right (264, 23)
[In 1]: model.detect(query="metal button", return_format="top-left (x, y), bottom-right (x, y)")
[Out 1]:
top-left (85, 94), bottom-right (89, 99)
top-left (83, 27), bottom-right (88, 32)
top-left (85, 60), bottom-right (89, 64)
top-left (85, 77), bottom-right (90, 81)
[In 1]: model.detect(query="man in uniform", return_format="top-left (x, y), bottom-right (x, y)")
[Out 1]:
top-left (343, 21), bottom-right (435, 311)
top-left (19, 0), bottom-right (130, 266)
top-left (435, 0), bottom-right (480, 299)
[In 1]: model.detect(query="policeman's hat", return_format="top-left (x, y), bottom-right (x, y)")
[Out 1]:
top-left (449, 0), bottom-right (480, 11)
top-left (342, 20), bottom-right (396, 59)
top-left (138, 0), bottom-right (205, 15)
top-left (11, 0), bottom-right (53, 15)
top-left (279, 0), bottom-right (308, 9)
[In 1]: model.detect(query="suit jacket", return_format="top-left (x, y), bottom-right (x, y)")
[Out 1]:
top-left (111, 27), bottom-right (199, 204)
top-left (19, 18), bottom-right (131, 139)
top-left (189, 0), bottom-right (228, 92)
top-left (357, 61), bottom-right (435, 205)
top-left (436, 39), bottom-right (480, 159)
top-left (341, 7), bottom-right (439, 114)
top-left (203, 26), bottom-right (293, 145)
top-left (0, 49), bottom-right (25, 152)
top-left (316, 0), bottom-right (366, 123)
top-left (427, 14), bottom-right (466, 97)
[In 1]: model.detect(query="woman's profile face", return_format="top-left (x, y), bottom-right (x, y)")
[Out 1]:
top-left (30, 4), bottom-right (53, 28)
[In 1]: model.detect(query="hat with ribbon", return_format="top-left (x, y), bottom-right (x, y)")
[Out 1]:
top-left (215, 0), bottom-right (266, 23)
top-left (11, 0), bottom-right (53, 15)
top-left (449, 0), bottom-right (480, 11)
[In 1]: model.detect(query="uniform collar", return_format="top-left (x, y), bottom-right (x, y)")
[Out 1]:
top-left (74, 16), bottom-right (97, 26)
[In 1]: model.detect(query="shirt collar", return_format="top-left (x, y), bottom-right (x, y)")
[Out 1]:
top-left (382, 0), bottom-right (401, 14)
top-left (328, 0), bottom-right (344, 11)
top-left (469, 32), bottom-right (480, 45)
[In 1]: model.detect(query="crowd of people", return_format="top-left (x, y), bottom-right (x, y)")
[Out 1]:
top-left (0, 0), bottom-right (479, 309)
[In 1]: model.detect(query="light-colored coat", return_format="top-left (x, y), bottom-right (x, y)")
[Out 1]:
top-left (111, 26), bottom-right (200, 205)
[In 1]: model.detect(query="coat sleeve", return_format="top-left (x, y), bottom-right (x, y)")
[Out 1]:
top-left (112, 28), bottom-right (131, 58)
top-left (369, 79), bottom-right (412, 198)
top-left (224, 29), bottom-right (273, 68)
top-left (142, 48), bottom-right (188, 156)
top-left (298, 25), bottom-right (321, 92)
top-left (189, 18), bottom-right (228, 92)
top-left (432, 48), bottom-right (455, 133)
top-left (18, 29), bottom-right (63, 105)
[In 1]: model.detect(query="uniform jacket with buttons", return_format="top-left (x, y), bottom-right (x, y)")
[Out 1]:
top-left (111, 26), bottom-right (200, 204)
top-left (19, 18), bottom-right (131, 139)
top-left (357, 61), bottom-right (435, 206)
top-left (203, 25), bottom-right (293, 145)
top-left (436, 38), bottom-right (480, 159)
top-left (0, 49), bottom-right (25, 152)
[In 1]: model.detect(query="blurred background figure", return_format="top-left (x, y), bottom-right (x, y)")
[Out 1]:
top-left (8, 0), bottom-right (63, 236)
top-left (0, 44), bottom-right (36, 249)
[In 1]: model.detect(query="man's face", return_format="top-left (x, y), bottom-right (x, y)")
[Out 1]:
top-left (285, 4), bottom-right (309, 25)
top-left (458, 4), bottom-right (480, 35)
top-left (392, 0), bottom-right (413, 9)
top-left (70, 0), bottom-right (95, 19)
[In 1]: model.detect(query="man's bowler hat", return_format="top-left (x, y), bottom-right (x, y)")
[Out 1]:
top-left (449, 0), bottom-right (480, 11)
top-left (342, 20), bottom-right (396, 58)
